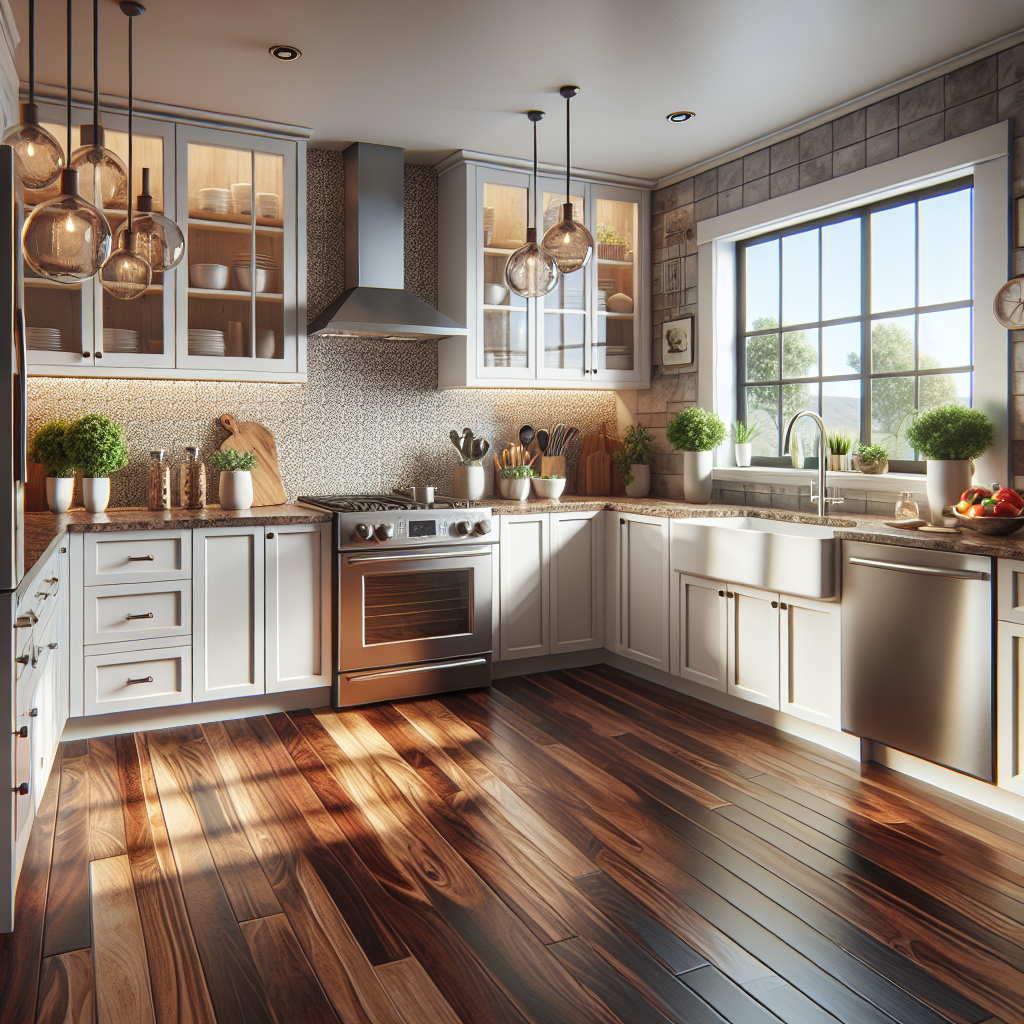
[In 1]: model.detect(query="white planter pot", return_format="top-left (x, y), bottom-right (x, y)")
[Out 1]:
top-left (925, 459), bottom-right (973, 525)
top-left (46, 476), bottom-right (74, 514)
top-left (82, 477), bottom-right (110, 513)
top-left (219, 470), bottom-right (254, 510)
top-left (506, 477), bottom-right (531, 501)
top-left (453, 464), bottom-right (485, 501)
top-left (682, 450), bottom-right (714, 504)
top-left (734, 443), bottom-right (752, 468)
top-left (532, 477), bottom-right (566, 500)
top-left (624, 464), bottom-right (651, 498)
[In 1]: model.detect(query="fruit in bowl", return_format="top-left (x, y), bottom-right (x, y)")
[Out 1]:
top-left (952, 485), bottom-right (1024, 534)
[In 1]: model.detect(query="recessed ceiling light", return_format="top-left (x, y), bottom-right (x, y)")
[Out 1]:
top-left (269, 44), bottom-right (302, 61)
top-left (666, 110), bottom-right (696, 123)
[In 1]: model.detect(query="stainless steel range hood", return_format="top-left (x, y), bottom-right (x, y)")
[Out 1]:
top-left (308, 142), bottom-right (468, 341)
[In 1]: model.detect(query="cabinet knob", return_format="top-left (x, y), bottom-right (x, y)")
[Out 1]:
top-left (16, 726), bottom-right (28, 738)
top-left (718, 590), bottom-right (725, 597)
top-left (27, 708), bottom-right (38, 717)
top-left (60, 547), bottom-right (66, 553)
top-left (15, 654), bottom-right (29, 665)
top-left (780, 602), bottom-right (788, 610)
top-left (82, 351), bottom-right (90, 358)
top-left (771, 601), bottom-right (778, 608)
top-left (726, 592), bottom-right (735, 599)
top-left (95, 351), bottom-right (103, 358)
top-left (16, 611), bottom-right (38, 628)
top-left (267, 532), bottom-right (275, 539)
top-left (13, 783), bottom-right (29, 796)
top-left (47, 642), bottom-right (57, 649)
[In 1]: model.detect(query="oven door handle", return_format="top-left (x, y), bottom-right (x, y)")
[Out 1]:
top-left (346, 657), bottom-right (488, 684)
top-left (346, 546), bottom-right (493, 564)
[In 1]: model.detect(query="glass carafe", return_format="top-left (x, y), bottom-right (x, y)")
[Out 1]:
top-left (179, 445), bottom-right (207, 509)
top-left (895, 492), bottom-right (919, 519)
top-left (148, 450), bottom-right (171, 511)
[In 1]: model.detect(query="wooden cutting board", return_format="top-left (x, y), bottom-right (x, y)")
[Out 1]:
top-left (578, 422), bottom-right (626, 496)
top-left (218, 413), bottom-right (287, 507)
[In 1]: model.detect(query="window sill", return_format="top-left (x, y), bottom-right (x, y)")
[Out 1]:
top-left (712, 466), bottom-right (926, 494)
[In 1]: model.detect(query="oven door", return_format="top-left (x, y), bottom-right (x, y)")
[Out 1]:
top-left (339, 543), bottom-right (493, 671)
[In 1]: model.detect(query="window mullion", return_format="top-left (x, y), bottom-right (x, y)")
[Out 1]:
top-left (861, 210), bottom-right (871, 447)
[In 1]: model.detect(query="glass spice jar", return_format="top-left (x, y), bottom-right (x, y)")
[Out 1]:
top-left (179, 445), bottom-right (207, 509)
top-left (148, 450), bottom-right (171, 511)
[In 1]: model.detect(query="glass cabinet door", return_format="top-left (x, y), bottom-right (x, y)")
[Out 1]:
top-left (593, 184), bottom-right (642, 381)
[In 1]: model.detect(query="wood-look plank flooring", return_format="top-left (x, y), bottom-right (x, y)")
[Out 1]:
top-left (2, 663), bottom-right (1022, 1024)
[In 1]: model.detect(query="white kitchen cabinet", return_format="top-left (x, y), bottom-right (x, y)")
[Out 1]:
top-left (265, 522), bottom-right (332, 692)
top-left (550, 511), bottom-right (604, 653)
top-left (499, 514), bottom-right (550, 660)
top-left (192, 526), bottom-right (265, 701)
top-left (727, 584), bottom-right (781, 711)
top-left (779, 595), bottom-right (841, 729)
top-left (671, 573), bottom-right (728, 691)
top-left (996, 560), bottom-right (1024, 796)
top-left (612, 514), bottom-right (670, 671)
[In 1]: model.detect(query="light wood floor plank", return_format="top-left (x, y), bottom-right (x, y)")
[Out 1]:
top-left (86, 738), bottom-right (126, 862)
top-left (374, 958), bottom-right (464, 1024)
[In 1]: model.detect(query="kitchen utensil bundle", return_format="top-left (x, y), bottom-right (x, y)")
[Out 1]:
top-left (536, 423), bottom-right (579, 479)
top-left (579, 422), bottom-right (626, 496)
top-left (449, 428), bottom-right (490, 464)
top-left (496, 443), bottom-right (537, 469)
top-left (545, 423), bottom-right (578, 456)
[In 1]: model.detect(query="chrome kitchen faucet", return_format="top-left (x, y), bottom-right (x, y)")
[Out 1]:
top-left (784, 410), bottom-right (841, 518)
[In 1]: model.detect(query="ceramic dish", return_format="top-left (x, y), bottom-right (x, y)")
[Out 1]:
top-left (189, 263), bottom-right (229, 289)
top-left (951, 509), bottom-right (1024, 535)
top-left (532, 477), bottom-right (566, 500)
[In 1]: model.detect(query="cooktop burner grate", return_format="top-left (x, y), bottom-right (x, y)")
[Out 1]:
top-left (297, 493), bottom-right (470, 513)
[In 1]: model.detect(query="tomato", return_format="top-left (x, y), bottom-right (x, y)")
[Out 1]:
top-left (994, 487), bottom-right (1024, 509)
top-left (962, 487), bottom-right (992, 503)
top-left (995, 501), bottom-right (1020, 517)
top-left (968, 504), bottom-right (990, 517)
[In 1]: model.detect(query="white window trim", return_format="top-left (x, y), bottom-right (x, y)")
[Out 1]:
top-left (696, 121), bottom-right (1011, 487)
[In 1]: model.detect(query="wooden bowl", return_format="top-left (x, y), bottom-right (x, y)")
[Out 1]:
top-left (951, 509), bottom-right (1024, 535)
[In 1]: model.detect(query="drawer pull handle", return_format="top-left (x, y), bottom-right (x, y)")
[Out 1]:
top-left (127, 675), bottom-right (154, 685)
top-left (17, 726), bottom-right (28, 738)
top-left (27, 708), bottom-right (38, 718)
top-left (15, 611), bottom-right (37, 628)
top-left (14, 783), bottom-right (29, 796)
top-left (47, 642), bottom-right (58, 649)
top-left (15, 654), bottom-right (29, 666)
top-left (126, 612), bottom-right (155, 620)
top-left (127, 554), bottom-right (155, 562)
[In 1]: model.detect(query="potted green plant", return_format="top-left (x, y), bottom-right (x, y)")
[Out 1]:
top-left (666, 407), bottom-right (727, 504)
top-left (209, 449), bottom-right (257, 510)
top-left (826, 431), bottom-right (854, 472)
top-left (449, 428), bottom-right (489, 500)
top-left (28, 419), bottom-right (75, 513)
top-left (730, 421), bottom-right (760, 468)
top-left (596, 223), bottom-right (629, 261)
top-left (65, 414), bottom-right (128, 513)
top-left (499, 464), bottom-right (534, 501)
top-left (612, 424), bottom-right (657, 497)
top-left (852, 442), bottom-right (889, 475)
top-left (906, 404), bottom-right (995, 524)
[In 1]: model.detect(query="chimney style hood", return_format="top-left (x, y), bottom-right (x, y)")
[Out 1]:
top-left (308, 142), bottom-right (468, 341)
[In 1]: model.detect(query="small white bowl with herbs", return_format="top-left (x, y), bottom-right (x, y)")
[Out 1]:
top-left (210, 449), bottom-right (258, 509)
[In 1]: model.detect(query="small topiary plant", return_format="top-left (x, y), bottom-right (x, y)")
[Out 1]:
top-left (905, 404), bottom-right (995, 461)
top-left (65, 415), bottom-right (128, 478)
top-left (666, 407), bottom-right (727, 452)
top-left (28, 419), bottom-right (75, 477)
top-left (209, 449), bottom-right (257, 472)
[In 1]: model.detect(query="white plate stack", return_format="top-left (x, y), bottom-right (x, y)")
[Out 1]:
top-left (197, 188), bottom-right (230, 215)
top-left (188, 329), bottom-right (226, 356)
top-left (102, 328), bottom-right (141, 353)
top-left (232, 251), bottom-right (276, 292)
top-left (26, 326), bottom-right (61, 351)
top-left (605, 346), bottom-right (632, 369)
top-left (257, 192), bottom-right (279, 219)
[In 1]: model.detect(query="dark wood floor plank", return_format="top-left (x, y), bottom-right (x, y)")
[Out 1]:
top-left (115, 733), bottom-right (216, 1024)
top-left (741, 975), bottom-right (843, 1024)
top-left (42, 748), bottom-right (91, 958)
top-left (678, 964), bottom-right (786, 1024)
top-left (374, 958), bottom-right (464, 1024)
top-left (239, 914), bottom-right (342, 1024)
top-left (35, 948), bottom-right (94, 1024)
top-left (85, 738), bottom-right (126, 862)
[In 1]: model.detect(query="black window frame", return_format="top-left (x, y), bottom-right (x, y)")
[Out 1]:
top-left (736, 176), bottom-right (974, 473)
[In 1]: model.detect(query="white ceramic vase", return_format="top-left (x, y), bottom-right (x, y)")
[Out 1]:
top-left (624, 464), bottom-right (651, 498)
top-left (219, 470), bottom-right (254, 510)
top-left (82, 477), bottom-right (110, 513)
top-left (734, 443), bottom-right (752, 468)
top-left (925, 459), bottom-right (973, 525)
top-left (682, 450), bottom-right (714, 504)
top-left (46, 476), bottom-right (74, 514)
top-left (507, 477), bottom-right (531, 501)
top-left (454, 464), bottom-right (485, 501)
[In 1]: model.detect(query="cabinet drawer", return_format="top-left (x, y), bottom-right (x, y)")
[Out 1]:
top-left (84, 646), bottom-right (192, 716)
top-left (84, 530), bottom-right (191, 586)
top-left (84, 581), bottom-right (191, 645)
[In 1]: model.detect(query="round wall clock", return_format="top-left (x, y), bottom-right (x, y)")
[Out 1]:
top-left (993, 277), bottom-right (1024, 329)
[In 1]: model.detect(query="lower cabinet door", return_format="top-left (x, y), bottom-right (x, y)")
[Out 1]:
top-left (84, 645), bottom-right (193, 715)
top-left (726, 583), bottom-right (780, 710)
top-left (997, 620), bottom-right (1024, 795)
top-left (672, 572), bottom-right (727, 691)
top-left (500, 514), bottom-right (550, 660)
top-left (617, 515), bottom-right (670, 670)
top-left (779, 594), bottom-right (841, 730)
top-left (550, 511), bottom-right (604, 653)
top-left (193, 526), bottom-right (265, 701)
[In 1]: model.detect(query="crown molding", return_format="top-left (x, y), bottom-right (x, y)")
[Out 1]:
top-left (434, 149), bottom-right (657, 190)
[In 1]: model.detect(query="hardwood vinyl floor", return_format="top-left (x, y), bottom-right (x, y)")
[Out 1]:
top-left (2, 663), bottom-right (1022, 1024)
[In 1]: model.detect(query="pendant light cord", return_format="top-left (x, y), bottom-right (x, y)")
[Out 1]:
top-left (531, 116), bottom-right (537, 230)
top-left (565, 92), bottom-right (570, 205)
top-left (65, 0), bottom-right (71, 163)
top-left (92, 0), bottom-right (99, 128)
top-left (28, 0), bottom-right (34, 106)
top-left (126, 12), bottom-right (133, 233)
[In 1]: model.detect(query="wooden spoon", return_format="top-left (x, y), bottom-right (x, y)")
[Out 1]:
top-left (536, 428), bottom-right (549, 454)
top-left (519, 424), bottom-right (535, 447)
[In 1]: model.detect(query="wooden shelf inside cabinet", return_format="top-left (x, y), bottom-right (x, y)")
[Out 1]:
top-left (597, 257), bottom-right (634, 267)
top-left (483, 246), bottom-right (519, 255)
top-left (596, 311), bottom-right (633, 318)
top-left (188, 287), bottom-right (284, 301)
top-left (188, 215), bottom-right (285, 234)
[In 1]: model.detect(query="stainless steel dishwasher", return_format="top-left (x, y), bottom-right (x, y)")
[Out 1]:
top-left (841, 540), bottom-right (994, 781)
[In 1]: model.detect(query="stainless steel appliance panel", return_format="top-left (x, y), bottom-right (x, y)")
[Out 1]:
top-left (339, 654), bottom-right (491, 708)
top-left (841, 540), bottom-right (993, 781)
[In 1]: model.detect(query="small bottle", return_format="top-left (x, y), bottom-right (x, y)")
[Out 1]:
top-left (148, 450), bottom-right (171, 511)
top-left (895, 491), bottom-right (919, 519)
top-left (180, 445), bottom-right (207, 509)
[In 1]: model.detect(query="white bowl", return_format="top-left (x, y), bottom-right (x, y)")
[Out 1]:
top-left (532, 477), bottom-right (566, 500)
top-left (233, 266), bottom-right (271, 293)
top-left (255, 329), bottom-right (275, 359)
top-left (483, 284), bottom-right (508, 305)
top-left (189, 263), bottom-right (229, 289)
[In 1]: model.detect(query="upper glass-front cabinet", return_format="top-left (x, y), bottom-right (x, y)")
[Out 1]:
top-left (437, 154), bottom-right (649, 390)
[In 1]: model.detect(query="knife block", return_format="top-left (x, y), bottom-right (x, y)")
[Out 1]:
top-left (539, 456), bottom-right (565, 480)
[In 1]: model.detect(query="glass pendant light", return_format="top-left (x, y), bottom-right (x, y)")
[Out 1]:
top-left (541, 85), bottom-right (594, 274)
top-left (100, 2), bottom-right (151, 300)
top-left (2, 0), bottom-right (65, 189)
top-left (22, 0), bottom-right (111, 283)
top-left (505, 111), bottom-right (560, 299)
top-left (116, 167), bottom-right (183, 271)
top-left (70, 0), bottom-right (128, 211)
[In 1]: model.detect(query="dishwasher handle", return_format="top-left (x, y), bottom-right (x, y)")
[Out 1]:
top-left (847, 556), bottom-right (989, 582)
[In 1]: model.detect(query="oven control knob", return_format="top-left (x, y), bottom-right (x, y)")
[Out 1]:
top-left (355, 523), bottom-right (373, 542)
top-left (374, 523), bottom-right (394, 542)
top-left (474, 520), bottom-right (492, 536)
top-left (455, 520), bottom-right (472, 536)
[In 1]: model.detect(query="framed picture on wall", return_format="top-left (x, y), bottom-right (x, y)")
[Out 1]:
top-left (663, 315), bottom-right (694, 366)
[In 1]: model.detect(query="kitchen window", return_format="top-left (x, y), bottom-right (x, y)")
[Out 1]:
top-left (736, 178), bottom-right (973, 470)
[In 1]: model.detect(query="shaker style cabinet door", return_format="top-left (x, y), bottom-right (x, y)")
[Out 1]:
top-left (779, 594), bottom-right (841, 730)
top-left (192, 526), bottom-right (265, 700)
top-left (726, 583), bottom-right (780, 710)
top-left (499, 514), bottom-right (550, 660)
top-left (614, 515), bottom-right (670, 671)
top-left (997, 620), bottom-right (1024, 795)
top-left (671, 572), bottom-right (728, 692)
top-left (549, 511), bottom-right (604, 653)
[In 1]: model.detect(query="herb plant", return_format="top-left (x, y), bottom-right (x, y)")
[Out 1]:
top-left (596, 224), bottom-right (628, 247)
top-left (499, 465), bottom-right (535, 479)
top-left (65, 415), bottom-right (128, 479)
top-left (612, 424), bottom-right (657, 487)
top-left (731, 421), bottom-right (761, 444)
top-left (827, 431), bottom-right (854, 455)
top-left (28, 419), bottom-right (75, 477)
top-left (905, 404), bottom-right (995, 461)
top-left (210, 449), bottom-right (257, 473)
top-left (856, 442), bottom-right (889, 466)
top-left (666, 407), bottom-right (727, 452)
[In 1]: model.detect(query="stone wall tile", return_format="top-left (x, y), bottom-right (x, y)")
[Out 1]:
top-left (665, 204), bottom-right (694, 243)
top-left (770, 165), bottom-right (800, 197)
top-left (718, 488), bottom-right (745, 506)
top-left (832, 109), bottom-right (866, 149)
top-left (683, 254), bottom-right (698, 289)
top-left (694, 195), bottom-right (718, 221)
top-left (1014, 340), bottom-right (1024, 372)
top-left (944, 93), bottom-right (998, 139)
top-left (1013, 396), bottom-right (1024, 440)
top-left (866, 129), bottom-right (898, 165)
top-left (744, 149), bottom-right (770, 182)
top-left (799, 154), bottom-right (833, 188)
top-left (743, 176), bottom-right (770, 206)
top-left (652, 212), bottom-right (665, 249)
top-left (999, 43), bottom-right (1024, 88)
top-left (667, 242), bottom-right (682, 259)
top-left (718, 159), bottom-right (744, 191)
top-left (899, 113), bottom-right (944, 155)
top-left (664, 258), bottom-right (681, 293)
top-left (1013, 137), bottom-right (1024, 196)
top-left (694, 167), bottom-right (717, 200)
top-left (684, 286), bottom-right (698, 306)
top-left (651, 473), bottom-right (686, 500)
top-left (1014, 248), bottom-right (1024, 276)
top-left (770, 136), bottom-right (800, 172)
top-left (653, 177), bottom-right (694, 214)
top-left (1015, 371), bottom-right (1024, 396)
top-left (866, 96), bottom-right (899, 137)
top-left (833, 142), bottom-right (866, 177)
top-left (944, 56), bottom-right (997, 106)
top-left (800, 123), bottom-right (832, 161)
top-left (999, 81), bottom-right (1024, 136)
top-left (651, 263), bottom-right (664, 296)
top-left (899, 79), bottom-right (944, 124)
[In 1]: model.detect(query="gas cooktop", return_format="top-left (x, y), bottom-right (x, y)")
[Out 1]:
top-left (296, 493), bottom-right (470, 513)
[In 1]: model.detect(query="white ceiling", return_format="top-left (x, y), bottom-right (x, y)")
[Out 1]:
top-left (14, 0), bottom-right (1024, 182)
